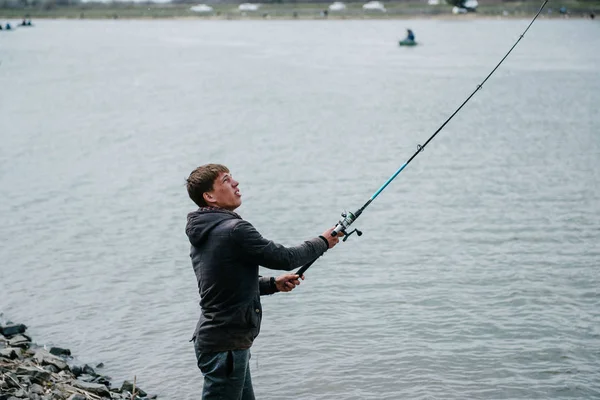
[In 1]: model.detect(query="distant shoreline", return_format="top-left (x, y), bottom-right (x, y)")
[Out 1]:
top-left (1, 14), bottom-right (597, 21)
top-left (1, 2), bottom-right (598, 21)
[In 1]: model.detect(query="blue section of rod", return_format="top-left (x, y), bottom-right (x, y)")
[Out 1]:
top-left (370, 162), bottom-right (408, 201)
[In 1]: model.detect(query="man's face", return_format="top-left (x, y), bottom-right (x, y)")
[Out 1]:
top-left (203, 171), bottom-right (242, 211)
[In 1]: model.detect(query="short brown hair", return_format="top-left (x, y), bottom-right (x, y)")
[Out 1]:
top-left (186, 164), bottom-right (230, 207)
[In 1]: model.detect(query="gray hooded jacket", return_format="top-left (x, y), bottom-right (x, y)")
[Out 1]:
top-left (186, 207), bottom-right (328, 353)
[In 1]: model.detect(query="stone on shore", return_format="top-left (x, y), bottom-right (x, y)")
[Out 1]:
top-left (0, 324), bottom-right (27, 337)
top-left (121, 380), bottom-right (148, 397)
top-left (71, 380), bottom-right (112, 397)
top-left (7, 334), bottom-right (32, 348)
top-left (0, 348), bottom-right (19, 359)
top-left (0, 320), bottom-right (156, 399)
top-left (49, 347), bottom-right (71, 357)
top-left (34, 349), bottom-right (69, 371)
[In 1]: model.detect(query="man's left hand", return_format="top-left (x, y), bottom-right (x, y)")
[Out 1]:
top-left (276, 274), bottom-right (305, 292)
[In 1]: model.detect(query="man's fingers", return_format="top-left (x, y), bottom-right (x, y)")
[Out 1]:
top-left (275, 274), bottom-right (305, 292)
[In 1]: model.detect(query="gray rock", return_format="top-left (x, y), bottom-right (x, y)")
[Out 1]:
top-left (76, 374), bottom-right (96, 382)
top-left (30, 383), bottom-right (45, 394)
top-left (4, 372), bottom-right (21, 389)
top-left (43, 365), bottom-right (59, 374)
top-left (0, 348), bottom-right (19, 359)
top-left (66, 395), bottom-right (86, 400)
top-left (33, 349), bottom-right (68, 371)
top-left (70, 366), bottom-right (82, 377)
top-left (18, 376), bottom-right (31, 386)
top-left (23, 348), bottom-right (35, 357)
top-left (92, 375), bottom-right (111, 386)
top-left (7, 335), bottom-right (31, 348)
top-left (15, 366), bottom-right (51, 385)
top-left (82, 364), bottom-right (97, 377)
top-left (120, 380), bottom-right (147, 397)
top-left (71, 381), bottom-right (110, 397)
top-left (51, 389), bottom-right (69, 399)
top-left (0, 324), bottom-right (27, 337)
top-left (48, 347), bottom-right (71, 357)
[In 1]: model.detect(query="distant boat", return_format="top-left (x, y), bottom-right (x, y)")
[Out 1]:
top-left (190, 4), bottom-right (213, 13)
top-left (329, 1), bottom-right (347, 11)
top-left (399, 39), bottom-right (418, 46)
top-left (238, 3), bottom-right (260, 11)
top-left (362, 1), bottom-right (386, 11)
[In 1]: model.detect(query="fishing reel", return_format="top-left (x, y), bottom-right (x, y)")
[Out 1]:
top-left (332, 210), bottom-right (363, 242)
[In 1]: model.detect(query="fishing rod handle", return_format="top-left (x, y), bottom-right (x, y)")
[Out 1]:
top-left (295, 258), bottom-right (317, 276)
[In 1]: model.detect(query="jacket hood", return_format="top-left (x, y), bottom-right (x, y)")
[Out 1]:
top-left (186, 207), bottom-right (241, 247)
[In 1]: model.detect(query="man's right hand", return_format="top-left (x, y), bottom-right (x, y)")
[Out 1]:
top-left (321, 227), bottom-right (343, 249)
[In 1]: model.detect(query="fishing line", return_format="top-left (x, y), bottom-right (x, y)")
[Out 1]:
top-left (296, 0), bottom-right (548, 276)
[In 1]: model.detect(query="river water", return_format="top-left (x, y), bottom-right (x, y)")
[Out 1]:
top-left (1, 18), bottom-right (599, 399)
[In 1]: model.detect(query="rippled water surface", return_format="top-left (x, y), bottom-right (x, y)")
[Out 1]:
top-left (1, 18), bottom-right (599, 400)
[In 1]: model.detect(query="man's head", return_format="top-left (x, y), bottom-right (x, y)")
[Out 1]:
top-left (186, 164), bottom-right (242, 211)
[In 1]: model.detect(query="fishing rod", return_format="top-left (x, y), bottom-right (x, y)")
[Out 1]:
top-left (296, 0), bottom-right (548, 276)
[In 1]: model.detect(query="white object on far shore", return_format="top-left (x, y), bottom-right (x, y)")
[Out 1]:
top-left (362, 1), bottom-right (386, 11)
top-left (464, 0), bottom-right (478, 9)
top-left (190, 4), bottom-right (213, 12)
top-left (329, 1), bottom-right (347, 11)
top-left (238, 3), bottom-right (261, 11)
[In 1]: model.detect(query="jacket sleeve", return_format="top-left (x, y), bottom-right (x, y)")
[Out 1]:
top-left (258, 276), bottom-right (276, 296)
top-left (231, 220), bottom-right (328, 271)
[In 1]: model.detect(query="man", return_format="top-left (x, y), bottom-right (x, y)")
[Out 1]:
top-left (185, 163), bottom-right (341, 400)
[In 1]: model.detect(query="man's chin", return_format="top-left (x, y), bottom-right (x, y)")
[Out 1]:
top-left (227, 202), bottom-right (242, 212)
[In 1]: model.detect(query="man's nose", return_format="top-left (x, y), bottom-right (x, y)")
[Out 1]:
top-left (232, 179), bottom-right (239, 187)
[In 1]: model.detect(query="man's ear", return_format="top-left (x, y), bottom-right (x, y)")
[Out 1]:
top-left (203, 192), bottom-right (215, 205)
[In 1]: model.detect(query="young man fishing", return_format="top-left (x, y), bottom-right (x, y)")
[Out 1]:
top-left (185, 163), bottom-right (341, 400)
